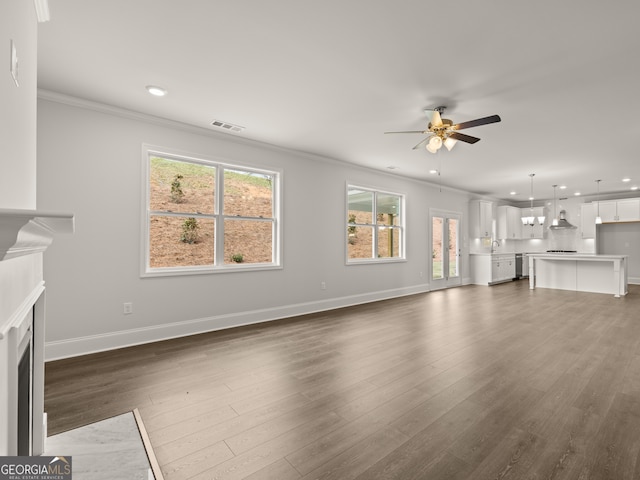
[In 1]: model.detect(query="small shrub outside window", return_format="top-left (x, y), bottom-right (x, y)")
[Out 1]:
top-left (144, 149), bottom-right (280, 275)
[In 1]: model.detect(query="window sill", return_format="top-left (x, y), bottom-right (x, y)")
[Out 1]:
top-left (141, 263), bottom-right (282, 278)
top-left (346, 258), bottom-right (406, 266)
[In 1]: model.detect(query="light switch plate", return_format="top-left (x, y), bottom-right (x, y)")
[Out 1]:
top-left (10, 39), bottom-right (19, 87)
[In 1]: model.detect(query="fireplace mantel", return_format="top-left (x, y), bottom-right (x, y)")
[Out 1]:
top-left (0, 208), bottom-right (74, 456)
top-left (0, 209), bottom-right (74, 263)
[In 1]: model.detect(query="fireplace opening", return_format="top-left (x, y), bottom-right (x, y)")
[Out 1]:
top-left (17, 339), bottom-right (32, 455)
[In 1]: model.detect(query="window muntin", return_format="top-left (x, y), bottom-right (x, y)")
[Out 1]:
top-left (144, 149), bottom-right (280, 275)
top-left (347, 186), bottom-right (404, 262)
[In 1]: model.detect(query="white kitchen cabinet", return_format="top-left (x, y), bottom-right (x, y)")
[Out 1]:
top-left (497, 206), bottom-right (522, 240)
top-left (597, 201), bottom-right (618, 223)
top-left (470, 254), bottom-right (515, 285)
top-left (595, 198), bottom-right (640, 223)
top-left (492, 254), bottom-right (516, 282)
top-left (580, 202), bottom-right (596, 238)
top-left (616, 199), bottom-right (640, 221)
top-left (470, 200), bottom-right (493, 238)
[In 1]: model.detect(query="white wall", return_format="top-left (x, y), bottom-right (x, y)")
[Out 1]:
top-left (0, 0), bottom-right (38, 209)
top-left (0, 0), bottom-right (41, 456)
top-left (37, 97), bottom-right (473, 360)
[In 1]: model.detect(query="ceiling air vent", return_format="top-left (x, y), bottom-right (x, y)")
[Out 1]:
top-left (211, 119), bottom-right (245, 133)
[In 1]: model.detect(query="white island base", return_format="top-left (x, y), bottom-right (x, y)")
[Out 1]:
top-left (528, 253), bottom-right (628, 297)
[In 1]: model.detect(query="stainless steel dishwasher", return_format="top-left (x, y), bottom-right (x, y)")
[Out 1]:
top-left (515, 253), bottom-right (523, 279)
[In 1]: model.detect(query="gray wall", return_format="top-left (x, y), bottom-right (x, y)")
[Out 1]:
top-left (37, 96), bottom-right (473, 359)
top-left (597, 223), bottom-right (640, 282)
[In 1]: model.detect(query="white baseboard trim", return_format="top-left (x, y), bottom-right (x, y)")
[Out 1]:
top-left (629, 276), bottom-right (640, 285)
top-left (45, 284), bottom-right (430, 361)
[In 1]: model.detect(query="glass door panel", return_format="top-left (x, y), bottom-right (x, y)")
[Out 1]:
top-left (431, 211), bottom-right (461, 290)
top-left (432, 216), bottom-right (444, 280)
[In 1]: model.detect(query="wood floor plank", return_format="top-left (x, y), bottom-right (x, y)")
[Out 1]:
top-left (242, 459), bottom-right (301, 480)
top-left (44, 282), bottom-right (640, 479)
top-left (162, 440), bottom-right (234, 480)
top-left (579, 392), bottom-right (640, 478)
top-left (191, 411), bottom-right (345, 480)
top-left (299, 426), bottom-right (409, 480)
top-left (352, 398), bottom-right (482, 480)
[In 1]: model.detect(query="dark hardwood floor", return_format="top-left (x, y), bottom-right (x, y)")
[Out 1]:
top-left (45, 281), bottom-right (640, 479)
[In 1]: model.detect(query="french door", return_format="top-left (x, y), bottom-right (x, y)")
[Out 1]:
top-left (430, 210), bottom-right (462, 290)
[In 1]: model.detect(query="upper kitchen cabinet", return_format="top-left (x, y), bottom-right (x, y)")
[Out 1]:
top-left (615, 199), bottom-right (640, 221)
top-left (497, 206), bottom-right (522, 240)
top-left (470, 200), bottom-right (493, 238)
top-left (580, 202), bottom-right (596, 238)
top-left (595, 198), bottom-right (640, 223)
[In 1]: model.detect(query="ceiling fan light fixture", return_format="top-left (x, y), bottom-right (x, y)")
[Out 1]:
top-left (426, 135), bottom-right (443, 153)
top-left (443, 137), bottom-right (458, 151)
top-left (428, 135), bottom-right (442, 149)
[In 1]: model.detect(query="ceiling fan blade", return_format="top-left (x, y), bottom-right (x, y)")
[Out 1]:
top-left (426, 109), bottom-right (443, 127)
top-left (384, 130), bottom-right (426, 134)
top-left (412, 137), bottom-right (431, 150)
top-left (452, 114), bottom-right (501, 130)
top-left (449, 132), bottom-right (481, 144)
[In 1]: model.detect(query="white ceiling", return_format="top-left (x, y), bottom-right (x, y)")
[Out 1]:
top-left (37, 1), bottom-right (640, 202)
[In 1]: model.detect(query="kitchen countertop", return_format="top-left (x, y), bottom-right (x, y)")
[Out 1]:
top-left (527, 253), bottom-right (628, 260)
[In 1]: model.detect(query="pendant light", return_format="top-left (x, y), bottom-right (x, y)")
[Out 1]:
top-left (595, 179), bottom-right (602, 224)
top-left (529, 174), bottom-right (535, 226)
top-left (521, 173), bottom-right (544, 226)
top-left (551, 185), bottom-right (559, 226)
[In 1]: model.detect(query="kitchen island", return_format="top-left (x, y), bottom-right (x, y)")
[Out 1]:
top-left (528, 253), bottom-right (628, 297)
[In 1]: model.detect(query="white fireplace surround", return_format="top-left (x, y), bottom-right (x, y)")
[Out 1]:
top-left (0, 209), bottom-right (73, 456)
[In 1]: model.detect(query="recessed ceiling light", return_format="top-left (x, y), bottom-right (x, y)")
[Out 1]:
top-left (429, 169), bottom-right (438, 174)
top-left (146, 85), bottom-right (167, 97)
top-left (631, 186), bottom-right (639, 191)
top-left (622, 177), bottom-right (631, 182)
top-left (559, 185), bottom-right (567, 189)
top-left (574, 192), bottom-right (581, 196)
top-left (510, 191), bottom-right (517, 195)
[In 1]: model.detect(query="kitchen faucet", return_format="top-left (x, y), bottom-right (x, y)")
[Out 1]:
top-left (491, 240), bottom-right (500, 253)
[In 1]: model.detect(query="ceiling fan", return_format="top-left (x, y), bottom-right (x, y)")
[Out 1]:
top-left (384, 106), bottom-right (501, 153)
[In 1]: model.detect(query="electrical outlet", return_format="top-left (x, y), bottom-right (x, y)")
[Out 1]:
top-left (123, 302), bottom-right (133, 315)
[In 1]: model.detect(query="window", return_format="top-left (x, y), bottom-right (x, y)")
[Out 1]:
top-left (347, 185), bottom-right (405, 262)
top-left (143, 147), bottom-right (280, 276)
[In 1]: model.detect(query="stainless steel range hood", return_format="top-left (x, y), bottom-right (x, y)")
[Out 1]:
top-left (549, 210), bottom-right (577, 230)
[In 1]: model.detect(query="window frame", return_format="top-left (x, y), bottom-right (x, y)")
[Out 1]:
top-left (141, 145), bottom-right (282, 277)
top-left (345, 184), bottom-right (406, 264)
